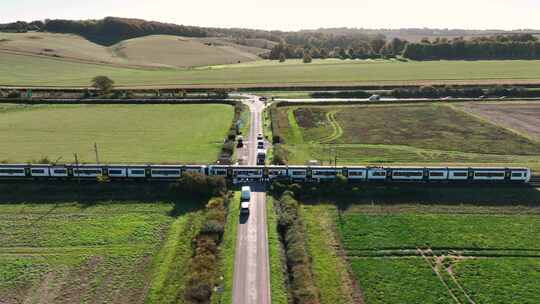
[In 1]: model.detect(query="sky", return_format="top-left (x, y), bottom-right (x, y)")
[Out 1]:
top-left (2, 0), bottom-right (540, 31)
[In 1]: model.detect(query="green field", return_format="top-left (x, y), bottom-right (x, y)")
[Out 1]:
top-left (0, 185), bottom-right (206, 304)
top-left (0, 32), bottom-right (264, 69)
top-left (299, 188), bottom-right (540, 304)
top-left (273, 103), bottom-right (540, 168)
top-left (3, 52), bottom-right (540, 87)
top-left (0, 103), bottom-right (233, 163)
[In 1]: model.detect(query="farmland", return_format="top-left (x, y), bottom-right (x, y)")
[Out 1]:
top-left (461, 101), bottom-right (540, 141)
top-left (272, 103), bottom-right (540, 168)
top-left (3, 52), bottom-right (540, 87)
top-left (299, 186), bottom-right (540, 304)
top-left (0, 32), bottom-right (264, 69)
top-left (0, 103), bottom-right (233, 163)
top-left (0, 183), bottom-right (207, 304)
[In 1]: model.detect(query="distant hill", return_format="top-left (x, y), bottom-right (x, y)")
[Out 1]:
top-left (0, 32), bottom-right (268, 68)
top-left (2, 17), bottom-right (540, 62)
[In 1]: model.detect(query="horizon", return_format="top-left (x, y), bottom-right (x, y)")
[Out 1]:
top-left (2, 0), bottom-right (540, 31)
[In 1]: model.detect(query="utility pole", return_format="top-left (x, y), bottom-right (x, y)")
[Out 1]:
top-left (94, 142), bottom-right (100, 164)
top-left (74, 153), bottom-right (81, 199)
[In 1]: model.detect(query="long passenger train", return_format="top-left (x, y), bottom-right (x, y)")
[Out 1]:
top-left (0, 164), bottom-right (532, 183)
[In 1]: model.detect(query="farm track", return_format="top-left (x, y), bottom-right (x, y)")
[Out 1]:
top-left (320, 110), bottom-right (343, 143)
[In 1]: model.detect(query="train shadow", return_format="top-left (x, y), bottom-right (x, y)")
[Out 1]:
top-left (0, 181), bottom-right (207, 216)
top-left (299, 184), bottom-right (540, 211)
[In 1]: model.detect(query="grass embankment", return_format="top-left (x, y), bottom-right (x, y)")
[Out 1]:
top-left (293, 184), bottom-right (540, 304)
top-left (266, 196), bottom-right (288, 304)
top-left (4, 52), bottom-right (540, 87)
top-left (0, 103), bottom-right (233, 163)
top-left (0, 182), bottom-right (207, 304)
top-left (272, 103), bottom-right (540, 168)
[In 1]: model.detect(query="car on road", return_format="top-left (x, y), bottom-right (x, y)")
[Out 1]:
top-left (237, 136), bottom-right (244, 148)
top-left (257, 141), bottom-right (265, 149)
top-left (257, 133), bottom-right (264, 141)
top-left (259, 97), bottom-right (267, 102)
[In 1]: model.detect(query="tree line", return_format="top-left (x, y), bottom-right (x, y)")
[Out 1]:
top-left (402, 34), bottom-right (540, 60)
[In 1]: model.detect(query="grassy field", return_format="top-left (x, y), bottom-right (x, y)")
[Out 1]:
top-left (3, 52), bottom-right (540, 87)
top-left (0, 183), bottom-right (208, 304)
top-left (0, 32), bottom-right (264, 68)
top-left (273, 103), bottom-right (540, 168)
top-left (0, 103), bottom-right (233, 163)
top-left (300, 186), bottom-right (540, 304)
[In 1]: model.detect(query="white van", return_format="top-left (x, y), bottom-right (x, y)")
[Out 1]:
top-left (241, 186), bottom-right (251, 201)
top-left (240, 186), bottom-right (251, 214)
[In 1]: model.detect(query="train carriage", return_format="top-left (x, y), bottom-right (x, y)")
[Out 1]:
top-left (287, 166), bottom-right (308, 182)
top-left (345, 166), bottom-right (368, 181)
top-left (149, 165), bottom-right (182, 178)
top-left (232, 166), bottom-right (263, 181)
top-left (0, 165), bottom-right (27, 177)
top-left (367, 167), bottom-right (388, 181)
top-left (391, 167), bottom-right (424, 181)
top-left (311, 166), bottom-right (340, 182)
top-left (471, 167), bottom-right (506, 181)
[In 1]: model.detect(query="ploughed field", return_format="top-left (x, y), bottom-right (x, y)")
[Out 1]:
top-left (461, 101), bottom-right (540, 141)
top-left (4, 51), bottom-right (540, 87)
top-left (0, 184), bottom-right (207, 304)
top-left (0, 104), bottom-right (233, 163)
top-left (273, 103), bottom-right (540, 168)
top-left (300, 187), bottom-right (540, 304)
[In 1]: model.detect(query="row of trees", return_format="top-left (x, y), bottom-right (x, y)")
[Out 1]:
top-left (267, 37), bottom-right (408, 60)
top-left (403, 35), bottom-right (540, 60)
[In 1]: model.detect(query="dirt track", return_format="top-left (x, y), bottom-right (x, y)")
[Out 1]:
top-left (462, 102), bottom-right (540, 141)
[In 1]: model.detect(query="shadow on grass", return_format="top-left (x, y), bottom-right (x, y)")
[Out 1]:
top-left (0, 182), bottom-right (208, 216)
top-left (298, 184), bottom-right (540, 211)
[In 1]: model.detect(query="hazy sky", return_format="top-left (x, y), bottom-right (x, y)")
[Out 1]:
top-left (2, 0), bottom-right (539, 30)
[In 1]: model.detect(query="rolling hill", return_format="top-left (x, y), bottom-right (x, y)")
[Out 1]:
top-left (0, 32), bottom-right (268, 68)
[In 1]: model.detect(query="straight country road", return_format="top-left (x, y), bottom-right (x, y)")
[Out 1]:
top-left (231, 96), bottom-right (271, 304)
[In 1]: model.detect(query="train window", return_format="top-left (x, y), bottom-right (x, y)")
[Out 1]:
top-left (372, 171), bottom-right (386, 177)
top-left (109, 170), bottom-right (123, 175)
top-left (53, 169), bottom-right (67, 174)
top-left (314, 171), bottom-right (336, 176)
top-left (292, 171), bottom-right (305, 176)
top-left (0, 169), bottom-right (24, 174)
top-left (130, 170), bottom-right (145, 175)
top-left (349, 171), bottom-right (364, 176)
top-left (452, 172), bottom-right (467, 177)
top-left (511, 172), bottom-right (523, 177)
top-left (429, 172), bottom-right (445, 177)
top-left (475, 172), bottom-right (504, 177)
top-left (394, 171), bottom-right (423, 177)
top-left (31, 169), bottom-right (45, 174)
top-left (75, 170), bottom-right (101, 175)
top-left (152, 170), bottom-right (180, 175)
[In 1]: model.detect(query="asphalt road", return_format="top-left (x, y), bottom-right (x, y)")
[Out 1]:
top-left (231, 97), bottom-right (271, 304)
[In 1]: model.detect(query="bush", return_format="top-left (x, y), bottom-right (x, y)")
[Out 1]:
top-left (272, 144), bottom-right (288, 165)
top-left (275, 191), bottom-right (320, 304)
top-left (184, 194), bottom-right (229, 303)
top-left (172, 172), bottom-right (226, 198)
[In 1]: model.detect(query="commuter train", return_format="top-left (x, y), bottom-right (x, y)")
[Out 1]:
top-left (0, 164), bottom-right (532, 183)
